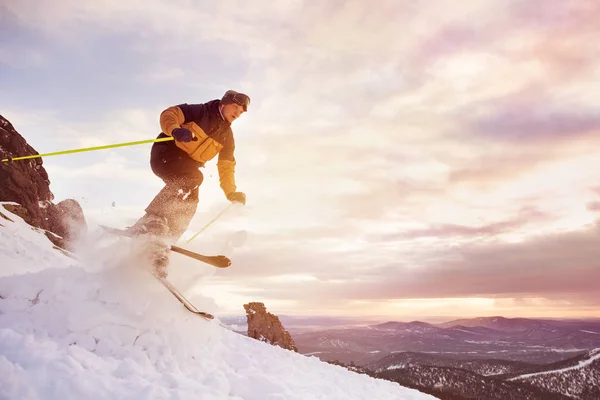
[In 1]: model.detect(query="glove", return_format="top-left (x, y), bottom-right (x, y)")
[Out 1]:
top-left (171, 127), bottom-right (195, 142)
top-left (227, 191), bottom-right (246, 205)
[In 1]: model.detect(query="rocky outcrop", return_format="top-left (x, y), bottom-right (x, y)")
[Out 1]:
top-left (243, 302), bottom-right (298, 352)
top-left (0, 115), bottom-right (87, 251)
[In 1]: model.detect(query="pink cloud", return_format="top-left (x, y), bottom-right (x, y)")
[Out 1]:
top-left (384, 207), bottom-right (551, 240)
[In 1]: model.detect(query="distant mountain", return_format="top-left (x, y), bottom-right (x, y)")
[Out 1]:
top-left (375, 365), bottom-right (570, 400)
top-left (294, 317), bottom-right (600, 365)
top-left (367, 351), bottom-right (534, 376)
top-left (313, 336), bottom-right (600, 400)
top-left (506, 348), bottom-right (600, 400)
top-left (371, 321), bottom-right (440, 332)
top-left (437, 316), bottom-right (600, 334)
top-left (437, 316), bottom-right (545, 331)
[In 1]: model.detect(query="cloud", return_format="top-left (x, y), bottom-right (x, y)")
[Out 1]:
top-left (463, 100), bottom-right (600, 144)
top-left (135, 68), bottom-right (186, 82)
top-left (47, 153), bottom-right (154, 181)
top-left (379, 206), bottom-right (552, 241)
top-left (1, 107), bottom-right (163, 154)
top-left (3, 0), bottom-right (600, 318)
top-left (365, 221), bottom-right (600, 302)
top-left (0, 45), bottom-right (47, 69)
top-left (221, 220), bottom-right (600, 307)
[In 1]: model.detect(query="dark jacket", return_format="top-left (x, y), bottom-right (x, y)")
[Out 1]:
top-left (153, 100), bottom-right (237, 196)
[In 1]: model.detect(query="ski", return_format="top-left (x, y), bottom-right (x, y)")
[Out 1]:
top-left (170, 245), bottom-right (231, 268)
top-left (156, 275), bottom-right (214, 320)
top-left (99, 225), bottom-right (231, 268)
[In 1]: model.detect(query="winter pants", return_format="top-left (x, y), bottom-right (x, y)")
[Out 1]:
top-left (145, 144), bottom-right (204, 239)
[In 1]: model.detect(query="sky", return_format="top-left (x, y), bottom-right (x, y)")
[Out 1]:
top-left (1, 0), bottom-right (600, 321)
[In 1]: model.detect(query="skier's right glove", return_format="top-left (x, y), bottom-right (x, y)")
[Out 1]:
top-left (171, 127), bottom-right (196, 142)
top-left (227, 191), bottom-right (246, 205)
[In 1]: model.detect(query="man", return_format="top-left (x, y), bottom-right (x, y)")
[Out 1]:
top-left (128, 89), bottom-right (249, 241)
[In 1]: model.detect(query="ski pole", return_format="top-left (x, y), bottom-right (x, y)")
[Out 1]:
top-left (185, 203), bottom-right (234, 244)
top-left (1, 136), bottom-right (175, 163)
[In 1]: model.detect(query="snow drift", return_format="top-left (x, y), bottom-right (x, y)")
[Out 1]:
top-left (0, 205), bottom-right (435, 400)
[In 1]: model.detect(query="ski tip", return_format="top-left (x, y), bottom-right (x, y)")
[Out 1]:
top-left (217, 255), bottom-right (232, 268)
top-left (199, 312), bottom-right (215, 319)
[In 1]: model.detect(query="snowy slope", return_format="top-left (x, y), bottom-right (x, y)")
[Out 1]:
top-left (510, 348), bottom-right (600, 380)
top-left (508, 348), bottom-right (600, 400)
top-left (0, 205), bottom-right (436, 400)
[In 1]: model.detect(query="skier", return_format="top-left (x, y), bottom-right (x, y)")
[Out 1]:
top-left (127, 89), bottom-right (250, 242)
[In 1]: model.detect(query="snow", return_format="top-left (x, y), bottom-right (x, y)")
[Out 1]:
top-left (510, 348), bottom-right (600, 380)
top-left (0, 205), bottom-right (435, 400)
top-left (453, 328), bottom-right (482, 335)
top-left (580, 330), bottom-right (600, 335)
top-left (318, 338), bottom-right (351, 349)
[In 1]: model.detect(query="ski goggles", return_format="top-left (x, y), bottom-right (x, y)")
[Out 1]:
top-left (231, 92), bottom-right (251, 111)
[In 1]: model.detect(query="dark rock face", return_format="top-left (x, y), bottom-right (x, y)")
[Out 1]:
top-left (0, 117), bottom-right (53, 226)
top-left (0, 115), bottom-right (87, 250)
top-left (243, 302), bottom-right (298, 352)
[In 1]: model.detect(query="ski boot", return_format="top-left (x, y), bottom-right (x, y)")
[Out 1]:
top-left (126, 213), bottom-right (170, 236)
top-left (127, 214), bottom-right (171, 278)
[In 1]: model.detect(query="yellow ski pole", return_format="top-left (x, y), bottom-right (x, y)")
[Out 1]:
top-left (185, 203), bottom-right (234, 244)
top-left (1, 137), bottom-right (174, 163)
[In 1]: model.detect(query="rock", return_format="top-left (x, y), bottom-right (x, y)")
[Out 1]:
top-left (243, 302), bottom-right (298, 352)
top-left (0, 115), bottom-right (87, 250)
top-left (46, 199), bottom-right (87, 251)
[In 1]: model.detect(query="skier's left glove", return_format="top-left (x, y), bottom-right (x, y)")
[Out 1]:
top-left (171, 127), bottom-right (196, 142)
top-left (227, 191), bottom-right (246, 205)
